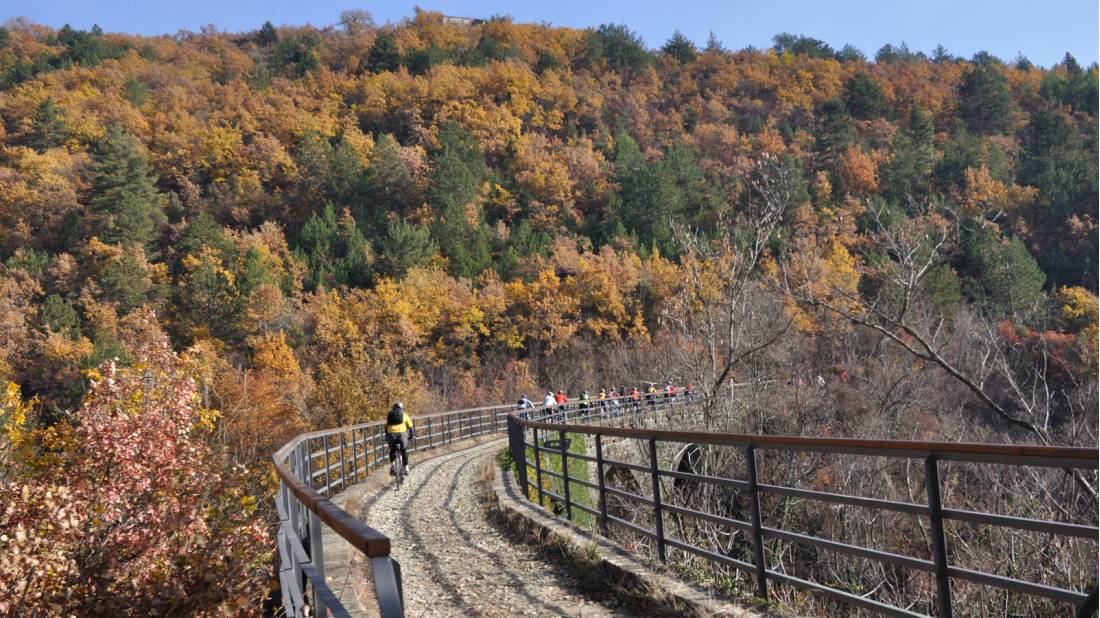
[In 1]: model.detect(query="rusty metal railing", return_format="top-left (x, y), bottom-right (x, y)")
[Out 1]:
top-left (507, 410), bottom-right (1099, 617)
top-left (273, 403), bottom-right (518, 617)
top-left (272, 392), bottom-right (687, 617)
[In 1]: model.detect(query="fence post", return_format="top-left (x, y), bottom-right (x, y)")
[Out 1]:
top-left (321, 434), bottom-right (331, 497)
top-left (427, 417), bottom-right (433, 448)
top-left (1076, 587), bottom-right (1098, 618)
top-left (533, 426), bottom-right (544, 506)
top-left (746, 445), bottom-right (767, 599)
top-left (596, 433), bottom-right (608, 533)
top-left (308, 508), bottom-right (327, 618)
top-left (507, 416), bottom-right (528, 493)
top-left (351, 428), bottom-right (359, 483)
top-left (560, 429), bottom-right (572, 522)
top-left (649, 437), bottom-right (667, 563)
top-left (338, 432), bottom-right (347, 491)
top-left (925, 456), bottom-right (953, 618)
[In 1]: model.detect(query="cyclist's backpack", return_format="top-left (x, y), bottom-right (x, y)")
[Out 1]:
top-left (387, 407), bottom-right (404, 426)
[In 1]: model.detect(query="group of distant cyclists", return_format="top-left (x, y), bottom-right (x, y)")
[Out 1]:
top-left (515, 381), bottom-right (694, 419)
top-left (383, 382), bottom-right (694, 480)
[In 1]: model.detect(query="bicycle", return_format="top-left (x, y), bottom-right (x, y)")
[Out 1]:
top-left (391, 456), bottom-right (407, 490)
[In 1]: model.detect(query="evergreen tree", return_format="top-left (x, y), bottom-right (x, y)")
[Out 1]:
top-left (704, 32), bottom-right (725, 54)
top-left (606, 133), bottom-right (703, 257)
top-left (177, 249), bottom-right (240, 341)
top-left (835, 44), bottom-right (865, 62)
top-left (843, 73), bottom-right (886, 119)
top-left (256, 21), bottom-right (278, 46)
top-left (367, 32), bottom-right (402, 73)
top-left (1017, 109), bottom-right (1098, 287)
top-left (376, 217), bottom-right (437, 278)
top-left (957, 64), bottom-right (1012, 135)
top-left (28, 96), bottom-right (69, 151)
top-left (815, 98), bottom-right (855, 175)
top-left (362, 135), bottom-right (420, 232)
top-left (298, 203), bottom-right (374, 290)
top-left (773, 33), bottom-right (835, 59)
top-left (428, 123), bottom-right (492, 278)
top-left (932, 44), bottom-right (954, 64)
top-left (962, 227), bottom-right (1046, 319)
top-left (89, 125), bottom-right (166, 248)
top-left (99, 253), bottom-right (159, 315)
top-left (881, 104), bottom-right (936, 200)
top-left (237, 247), bottom-right (277, 297)
top-left (875, 42), bottom-right (912, 64)
top-left (589, 24), bottom-right (649, 77)
top-left (177, 213), bottom-right (236, 267)
top-left (271, 31), bottom-right (321, 77)
top-left (662, 31), bottom-right (696, 64)
top-left (39, 294), bottom-right (81, 339)
top-left (1038, 53), bottom-right (1098, 115)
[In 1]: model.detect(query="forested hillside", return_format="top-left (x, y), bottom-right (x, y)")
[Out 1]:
top-left (0, 10), bottom-right (1096, 613)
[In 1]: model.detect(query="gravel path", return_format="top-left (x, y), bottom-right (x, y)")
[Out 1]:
top-left (355, 438), bottom-right (632, 617)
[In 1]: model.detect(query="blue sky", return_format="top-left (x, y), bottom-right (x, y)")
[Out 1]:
top-left (4, 0), bottom-right (1097, 67)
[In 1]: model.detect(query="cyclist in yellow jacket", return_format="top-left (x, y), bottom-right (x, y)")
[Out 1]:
top-left (385, 402), bottom-right (414, 475)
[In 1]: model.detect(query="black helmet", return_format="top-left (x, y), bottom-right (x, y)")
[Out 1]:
top-left (394, 402), bottom-right (404, 409)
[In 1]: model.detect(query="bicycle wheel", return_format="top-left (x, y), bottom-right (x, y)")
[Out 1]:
top-left (392, 458), bottom-right (403, 490)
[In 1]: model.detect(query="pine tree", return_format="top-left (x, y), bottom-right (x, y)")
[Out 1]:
top-left (367, 32), bottom-right (402, 73)
top-left (363, 135), bottom-right (420, 233)
top-left (257, 21), bottom-right (278, 46)
top-left (957, 64), bottom-right (1012, 135)
top-left (428, 123), bottom-right (492, 278)
top-left (882, 104), bottom-right (936, 200)
top-left (377, 217), bottom-right (436, 278)
top-left (843, 73), bottom-right (886, 119)
top-left (662, 31), bottom-right (696, 64)
top-left (89, 125), bottom-right (165, 248)
top-left (28, 96), bottom-right (69, 151)
top-left (963, 227), bottom-right (1046, 319)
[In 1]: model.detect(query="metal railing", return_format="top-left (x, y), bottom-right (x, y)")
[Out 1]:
top-left (507, 408), bottom-right (1100, 618)
top-left (273, 402), bottom-right (519, 617)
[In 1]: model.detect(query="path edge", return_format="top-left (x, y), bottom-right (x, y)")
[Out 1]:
top-left (486, 462), bottom-right (769, 617)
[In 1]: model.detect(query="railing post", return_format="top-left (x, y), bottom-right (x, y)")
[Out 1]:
top-left (300, 441), bottom-right (311, 496)
top-left (746, 445), bottom-right (767, 599)
top-left (372, 555), bottom-right (405, 618)
top-left (338, 431), bottom-right (347, 491)
top-left (596, 433), bottom-right (608, 533)
top-left (351, 428), bottom-right (359, 483)
top-left (308, 508), bottom-right (327, 618)
top-left (648, 437), bottom-right (666, 562)
top-left (533, 426), bottom-right (544, 506)
top-left (560, 429), bottom-right (572, 522)
top-left (507, 416), bottom-right (528, 493)
top-left (1077, 586), bottom-right (1098, 618)
top-left (321, 434), bottom-right (331, 497)
top-left (925, 455), bottom-right (953, 618)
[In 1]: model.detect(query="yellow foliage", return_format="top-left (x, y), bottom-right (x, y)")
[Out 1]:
top-left (961, 165), bottom-right (1038, 219)
top-left (838, 145), bottom-right (878, 195)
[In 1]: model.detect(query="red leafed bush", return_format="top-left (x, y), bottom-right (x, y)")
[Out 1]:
top-left (0, 337), bottom-right (270, 615)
